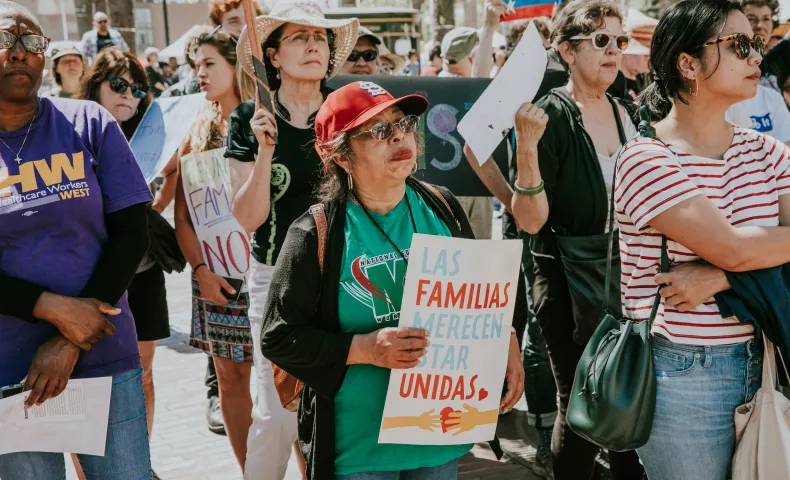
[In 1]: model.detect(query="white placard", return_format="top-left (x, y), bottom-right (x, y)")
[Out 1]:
top-left (457, 22), bottom-right (547, 165)
top-left (378, 234), bottom-right (522, 445)
top-left (180, 148), bottom-right (251, 285)
top-left (0, 377), bottom-right (112, 456)
top-left (130, 93), bottom-right (207, 184)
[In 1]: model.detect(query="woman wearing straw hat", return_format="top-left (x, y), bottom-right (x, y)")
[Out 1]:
top-left (227, 1), bottom-right (358, 478)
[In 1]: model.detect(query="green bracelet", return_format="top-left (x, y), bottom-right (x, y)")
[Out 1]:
top-left (514, 180), bottom-right (545, 196)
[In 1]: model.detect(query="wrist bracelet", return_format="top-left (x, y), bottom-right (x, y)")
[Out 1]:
top-left (514, 180), bottom-right (545, 196)
top-left (194, 263), bottom-right (207, 274)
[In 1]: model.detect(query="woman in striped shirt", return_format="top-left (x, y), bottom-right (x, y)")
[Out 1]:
top-left (616, 1), bottom-right (790, 478)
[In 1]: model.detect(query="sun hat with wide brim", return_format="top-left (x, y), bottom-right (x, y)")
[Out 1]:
top-left (237, 0), bottom-right (359, 80)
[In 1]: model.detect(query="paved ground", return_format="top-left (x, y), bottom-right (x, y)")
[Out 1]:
top-left (60, 208), bottom-right (547, 479)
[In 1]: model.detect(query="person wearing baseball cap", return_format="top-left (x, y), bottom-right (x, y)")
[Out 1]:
top-left (80, 11), bottom-right (129, 64)
top-left (340, 26), bottom-right (381, 75)
top-left (45, 41), bottom-right (84, 98)
top-left (258, 81), bottom-right (525, 479)
top-left (438, 26), bottom-right (479, 78)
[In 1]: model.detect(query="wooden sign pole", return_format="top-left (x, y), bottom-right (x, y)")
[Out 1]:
top-left (240, 0), bottom-right (277, 143)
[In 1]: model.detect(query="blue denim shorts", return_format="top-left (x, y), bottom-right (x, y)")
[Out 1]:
top-left (335, 459), bottom-right (458, 480)
top-left (0, 367), bottom-right (152, 480)
top-left (637, 336), bottom-right (762, 480)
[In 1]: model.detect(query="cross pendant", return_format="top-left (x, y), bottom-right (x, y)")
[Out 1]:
top-left (14, 157), bottom-right (21, 164)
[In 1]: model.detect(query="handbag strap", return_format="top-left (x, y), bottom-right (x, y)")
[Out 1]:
top-left (309, 204), bottom-right (328, 275)
top-left (602, 97), bottom-right (628, 311)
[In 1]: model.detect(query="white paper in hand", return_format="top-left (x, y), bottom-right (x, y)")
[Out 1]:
top-left (457, 22), bottom-right (547, 166)
top-left (0, 377), bottom-right (112, 456)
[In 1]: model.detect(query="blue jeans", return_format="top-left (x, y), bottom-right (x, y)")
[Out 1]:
top-left (336, 459), bottom-right (458, 480)
top-left (0, 367), bottom-right (152, 480)
top-left (637, 336), bottom-right (763, 480)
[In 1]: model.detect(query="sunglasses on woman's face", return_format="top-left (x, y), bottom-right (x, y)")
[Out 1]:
top-left (569, 31), bottom-right (630, 52)
top-left (0, 31), bottom-right (50, 54)
top-left (107, 75), bottom-right (148, 99)
top-left (353, 115), bottom-right (420, 141)
top-left (346, 49), bottom-right (378, 63)
top-left (703, 33), bottom-right (765, 59)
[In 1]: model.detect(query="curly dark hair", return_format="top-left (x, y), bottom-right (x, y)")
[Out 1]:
top-left (743, 0), bottom-right (780, 23)
top-left (79, 48), bottom-right (151, 140)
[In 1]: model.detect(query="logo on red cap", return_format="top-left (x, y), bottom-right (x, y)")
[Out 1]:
top-left (358, 81), bottom-right (387, 97)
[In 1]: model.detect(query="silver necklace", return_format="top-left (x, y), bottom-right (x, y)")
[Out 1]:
top-left (0, 114), bottom-right (36, 165)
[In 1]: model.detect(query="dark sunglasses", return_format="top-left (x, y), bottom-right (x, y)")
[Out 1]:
top-left (569, 31), bottom-right (630, 51)
top-left (353, 115), bottom-right (419, 141)
top-left (0, 31), bottom-right (50, 54)
top-left (347, 49), bottom-right (378, 63)
top-left (703, 33), bottom-right (765, 59)
top-left (107, 75), bottom-right (148, 99)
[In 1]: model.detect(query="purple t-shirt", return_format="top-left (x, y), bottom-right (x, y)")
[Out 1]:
top-left (0, 97), bottom-right (152, 386)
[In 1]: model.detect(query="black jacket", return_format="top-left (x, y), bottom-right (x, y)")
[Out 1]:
top-left (530, 87), bottom-right (637, 257)
top-left (259, 178), bottom-right (484, 479)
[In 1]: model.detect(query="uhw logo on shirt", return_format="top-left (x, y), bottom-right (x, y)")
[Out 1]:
top-left (342, 250), bottom-right (409, 323)
top-left (0, 152), bottom-right (90, 212)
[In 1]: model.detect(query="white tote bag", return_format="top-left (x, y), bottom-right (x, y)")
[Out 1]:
top-left (732, 337), bottom-right (790, 480)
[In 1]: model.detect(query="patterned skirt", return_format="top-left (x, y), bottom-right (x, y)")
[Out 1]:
top-left (190, 273), bottom-right (254, 363)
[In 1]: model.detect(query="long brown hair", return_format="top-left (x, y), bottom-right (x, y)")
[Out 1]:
top-left (79, 48), bottom-right (151, 140)
top-left (188, 30), bottom-right (251, 154)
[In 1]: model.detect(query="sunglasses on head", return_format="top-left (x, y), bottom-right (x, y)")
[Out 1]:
top-left (353, 115), bottom-right (419, 141)
top-left (703, 33), bottom-right (765, 59)
top-left (0, 31), bottom-right (50, 54)
top-left (347, 49), bottom-right (378, 63)
top-left (569, 31), bottom-right (630, 52)
top-left (107, 75), bottom-right (148, 99)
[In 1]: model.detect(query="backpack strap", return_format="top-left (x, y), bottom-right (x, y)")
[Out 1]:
top-left (421, 182), bottom-right (462, 230)
top-left (309, 204), bottom-right (327, 275)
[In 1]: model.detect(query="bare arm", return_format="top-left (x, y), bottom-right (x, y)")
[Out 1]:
top-left (649, 194), bottom-right (790, 272)
top-left (472, 0), bottom-right (506, 79)
top-left (151, 150), bottom-right (179, 213)
top-left (510, 103), bottom-right (549, 234)
top-left (230, 108), bottom-right (277, 233)
top-left (462, 144), bottom-right (516, 219)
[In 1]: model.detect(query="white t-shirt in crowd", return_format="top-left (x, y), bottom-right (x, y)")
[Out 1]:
top-left (615, 127), bottom-right (790, 345)
top-left (726, 85), bottom-right (790, 143)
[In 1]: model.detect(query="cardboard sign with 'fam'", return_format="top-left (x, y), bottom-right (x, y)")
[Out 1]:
top-left (378, 234), bottom-right (522, 445)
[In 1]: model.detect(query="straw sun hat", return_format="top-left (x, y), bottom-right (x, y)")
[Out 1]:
top-left (237, 0), bottom-right (359, 81)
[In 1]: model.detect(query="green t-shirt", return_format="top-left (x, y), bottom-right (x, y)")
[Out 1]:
top-left (334, 186), bottom-right (472, 475)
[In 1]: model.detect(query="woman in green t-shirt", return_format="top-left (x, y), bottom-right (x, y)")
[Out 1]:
top-left (258, 82), bottom-right (525, 479)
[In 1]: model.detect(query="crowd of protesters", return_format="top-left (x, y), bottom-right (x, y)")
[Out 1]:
top-left (1, 0), bottom-right (790, 479)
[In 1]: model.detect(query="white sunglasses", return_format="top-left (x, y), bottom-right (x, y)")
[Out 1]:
top-left (569, 31), bottom-right (631, 52)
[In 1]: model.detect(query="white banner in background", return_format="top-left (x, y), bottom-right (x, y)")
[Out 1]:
top-left (130, 93), bottom-right (207, 183)
top-left (378, 234), bottom-right (522, 445)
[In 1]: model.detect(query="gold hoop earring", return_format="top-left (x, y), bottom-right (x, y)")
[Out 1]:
top-left (347, 172), bottom-right (354, 191)
top-left (411, 161), bottom-right (418, 175)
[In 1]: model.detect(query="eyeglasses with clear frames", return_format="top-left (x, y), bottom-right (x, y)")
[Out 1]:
top-left (281, 31), bottom-right (329, 46)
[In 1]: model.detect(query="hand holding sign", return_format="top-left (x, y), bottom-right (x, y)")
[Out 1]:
top-left (351, 327), bottom-right (430, 369)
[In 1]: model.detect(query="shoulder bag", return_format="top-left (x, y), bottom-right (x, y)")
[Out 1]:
top-left (566, 106), bottom-right (664, 451)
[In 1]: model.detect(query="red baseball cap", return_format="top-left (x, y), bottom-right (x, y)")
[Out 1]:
top-left (315, 81), bottom-right (429, 147)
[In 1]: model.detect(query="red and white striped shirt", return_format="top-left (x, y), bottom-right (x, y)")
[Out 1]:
top-left (614, 127), bottom-right (790, 345)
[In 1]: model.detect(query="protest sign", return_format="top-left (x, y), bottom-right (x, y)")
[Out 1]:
top-left (328, 75), bottom-right (510, 197)
top-left (458, 22), bottom-right (547, 166)
top-left (378, 234), bottom-right (522, 445)
top-left (130, 93), bottom-right (207, 184)
top-left (180, 148), bottom-right (251, 285)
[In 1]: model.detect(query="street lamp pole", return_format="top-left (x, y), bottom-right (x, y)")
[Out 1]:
top-left (162, 0), bottom-right (171, 46)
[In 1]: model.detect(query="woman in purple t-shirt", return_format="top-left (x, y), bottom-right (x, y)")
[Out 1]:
top-left (0, 3), bottom-right (154, 479)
